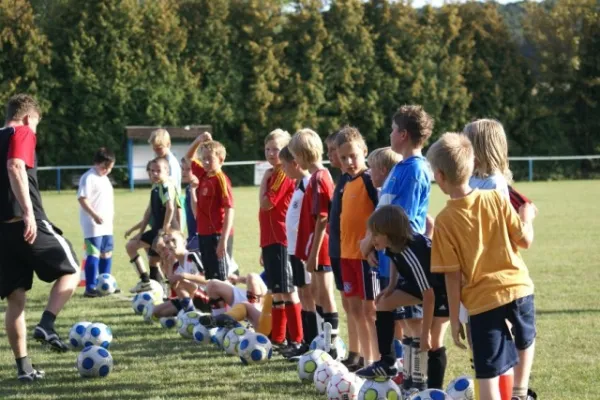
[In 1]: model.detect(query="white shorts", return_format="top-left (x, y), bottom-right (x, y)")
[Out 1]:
top-left (232, 286), bottom-right (247, 306)
top-left (459, 302), bottom-right (469, 324)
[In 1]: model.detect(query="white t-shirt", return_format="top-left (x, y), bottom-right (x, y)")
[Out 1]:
top-left (165, 150), bottom-right (182, 193)
top-left (469, 173), bottom-right (509, 199)
top-left (174, 251), bottom-right (203, 275)
top-left (77, 168), bottom-right (114, 238)
top-left (286, 176), bottom-right (310, 255)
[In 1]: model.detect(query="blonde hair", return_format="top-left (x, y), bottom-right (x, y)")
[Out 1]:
top-left (264, 128), bottom-right (291, 145)
top-left (368, 205), bottom-right (413, 251)
top-left (201, 140), bottom-right (227, 161)
top-left (463, 119), bottom-right (513, 183)
top-left (426, 132), bottom-right (474, 186)
top-left (334, 126), bottom-right (367, 151)
top-left (148, 128), bottom-right (171, 147)
top-left (367, 147), bottom-right (402, 172)
top-left (288, 128), bottom-right (323, 164)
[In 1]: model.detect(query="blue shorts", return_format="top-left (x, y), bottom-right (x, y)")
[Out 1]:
top-left (186, 234), bottom-right (199, 252)
top-left (85, 235), bottom-right (114, 256)
top-left (470, 295), bottom-right (536, 379)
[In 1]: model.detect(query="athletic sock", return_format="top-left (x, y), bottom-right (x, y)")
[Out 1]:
top-left (304, 311), bottom-right (318, 344)
top-left (285, 302), bottom-right (303, 344)
top-left (149, 265), bottom-right (161, 282)
top-left (257, 293), bottom-right (273, 336)
top-left (344, 351), bottom-right (360, 365)
top-left (271, 301), bottom-right (287, 344)
top-left (130, 255), bottom-right (148, 278)
top-left (98, 257), bottom-right (112, 275)
top-left (16, 356), bottom-right (33, 375)
top-left (227, 303), bottom-right (247, 321)
top-left (323, 312), bottom-right (339, 339)
top-left (180, 297), bottom-right (194, 312)
top-left (499, 371), bottom-right (514, 400)
top-left (84, 255), bottom-right (100, 292)
top-left (427, 347), bottom-right (447, 389)
top-left (512, 387), bottom-right (528, 400)
top-left (39, 311), bottom-right (56, 331)
top-left (376, 311), bottom-right (396, 366)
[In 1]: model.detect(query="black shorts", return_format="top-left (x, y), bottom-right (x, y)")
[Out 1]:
top-left (0, 220), bottom-right (79, 299)
top-left (262, 243), bottom-right (293, 293)
top-left (290, 254), bottom-right (308, 288)
top-left (394, 279), bottom-right (448, 318)
top-left (330, 257), bottom-right (344, 292)
top-left (198, 234), bottom-right (228, 281)
top-left (141, 230), bottom-right (159, 257)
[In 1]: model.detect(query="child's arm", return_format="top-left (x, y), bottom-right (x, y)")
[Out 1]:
top-left (190, 178), bottom-right (199, 219)
top-left (307, 214), bottom-right (327, 272)
top-left (78, 197), bottom-right (103, 224)
top-left (258, 168), bottom-right (273, 209)
top-left (517, 203), bottom-right (536, 249)
top-left (420, 288), bottom-right (435, 351)
top-left (377, 262), bottom-right (397, 303)
top-left (445, 271), bottom-right (466, 349)
top-left (185, 132), bottom-right (212, 161)
top-left (217, 207), bottom-right (234, 259)
top-left (179, 272), bottom-right (208, 286)
top-left (162, 197), bottom-right (175, 232)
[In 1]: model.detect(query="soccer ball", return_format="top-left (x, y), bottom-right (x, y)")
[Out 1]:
top-left (82, 322), bottom-right (113, 349)
top-left (97, 273), bottom-right (118, 295)
top-left (132, 292), bottom-right (154, 315)
top-left (327, 371), bottom-right (364, 400)
top-left (142, 303), bottom-right (158, 324)
top-left (69, 321), bottom-right (92, 349)
top-left (358, 377), bottom-right (402, 400)
top-left (159, 316), bottom-right (177, 329)
top-left (148, 279), bottom-right (165, 301)
top-left (238, 332), bottom-right (272, 365)
top-left (77, 345), bottom-right (113, 378)
top-left (223, 326), bottom-right (249, 356)
top-left (192, 323), bottom-right (211, 344)
top-left (214, 327), bottom-right (230, 349)
top-left (446, 376), bottom-right (475, 400)
top-left (208, 327), bottom-right (219, 344)
top-left (314, 361), bottom-right (349, 394)
top-left (297, 349), bottom-right (333, 381)
top-left (176, 310), bottom-right (202, 339)
top-left (408, 389), bottom-right (450, 400)
top-left (310, 333), bottom-right (347, 361)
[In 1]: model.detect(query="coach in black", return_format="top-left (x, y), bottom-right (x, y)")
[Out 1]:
top-left (0, 94), bottom-right (80, 382)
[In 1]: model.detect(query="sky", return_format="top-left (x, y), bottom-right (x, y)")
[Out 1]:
top-left (411, 0), bottom-right (529, 7)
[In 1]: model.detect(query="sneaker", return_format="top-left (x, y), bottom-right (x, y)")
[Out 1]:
top-left (199, 315), bottom-right (216, 328)
top-left (356, 360), bottom-right (398, 379)
top-left (18, 366), bottom-right (45, 382)
top-left (342, 356), bottom-right (362, 372)
top-left (272, 340), bottom-right (289, 353)
top-left (33, 326), bottom-right (69, 352)
top-left (327, 347), bottom-right (338, 361)
top-left (511, 389), bottom-right (538, 400)
top-left (83, 289), bottom-right (100, 298)
top-left (214, 314), bottom-right (239, 329)
top-left (280, 342), bottom-right (306, 359)
top-left (129, 281), bottom-right (152, 293)
top-left (114, 288), bottom-right (122, 294)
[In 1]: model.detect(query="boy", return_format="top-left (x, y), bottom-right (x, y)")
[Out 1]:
top-left (427, 133), bottom-right (537, 400)
top-left (77, 148), bottom-right (116, 297)
top-left (126, 157), bottom-right (181, 293)
top-left (357, 205), bottom-right (450, 392)
top-left (335, 127), bottom-right (380, 368)
top-left (185, 132), bottom-right (235, 282)
top-left (360, 105), bottom-right (434, 389)
top-left (258, 129), bottom-right (300, 350)
top-left (149, 128), bottom-right (182, 192)
top-left (180, 157), bottom-right (199, 251)
top-left (288, 128), bottom-right (339, 358)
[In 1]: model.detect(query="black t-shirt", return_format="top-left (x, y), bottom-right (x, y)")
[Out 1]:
top-left (328, 173), bottom-right (350, 258)
top-left (0, 126), bottom-right (47, 222)
top-left (150, 180), bottom-right (177, 230)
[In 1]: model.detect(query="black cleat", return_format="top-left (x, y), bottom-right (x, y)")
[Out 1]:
top-left (83, 289), bottom-right (100, 298)
top-left (18, 365), bottom-right (45, 383)
top-left (33, 326), bottom-right (69, 352)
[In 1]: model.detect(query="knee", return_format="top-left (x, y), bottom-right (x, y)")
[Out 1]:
top-left (362, 301), bottom-right (376, 318)
top-left (7, 290), bottom-right (26, 310)
top-left (206, 280), bottom-right (217, 297)
top-left (101, 252), bottom-right (112, 259)
top-left (125, 240), bottom-right (138, 255)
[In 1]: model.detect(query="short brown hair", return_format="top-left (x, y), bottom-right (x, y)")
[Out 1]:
top-left (264, 128), bottom-right (291, 145)
top-left (393, 105), bottom-right (434, 147)
top-left (201, 140), bottom-right (227, 161)
top-left (288, 128), bottom-right (323, 165)
top-left (152, 156), bottom-right (170, 171)
top-left (334, 126), bottom-right (367, 151)
top-left (5, 94), bottom-right (41, 122)
top-left (368, 205), bottom-right (413, 251)
top-left (325, 130), bottom-right (339, 145)
top-left (367, 147), bottom-right (402, 171)
top-left (279, 145), bottom-right (294, 163)
top-left (426, 132), bottom-right (474, 186)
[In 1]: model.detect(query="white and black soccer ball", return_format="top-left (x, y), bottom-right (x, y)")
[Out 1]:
top-left (69, 321), bottom-right (92, 349)
top-left (238, 332), bottom-right (272, 365)
top-left (214, 327), bottom-right (230, 349)
top-left (309, 333), bottom-right (347, 361)
top-left (132, 292), bottom-right (154, 315)
top-left (142, 303), bottom-right (159, 324)
top-left (408, 389), bottom-right (451, 400)
top-left (82, 322), bottom-right (113, 349)
top-left (97, 273), bottom-right (118, 296)
top-left (148, 279), bottom-right (165, 301)
top-left (77, 345), bottom-right (113, 378)
top-left (176, 310), bottom-right (202, 339)
top-left (192, 323), bottom-right (211, 344)
top-left (327, 371), bottom-right (364, 400)
top-left (297, 349), bottom-right (333, 381)
top-left (446, 376), bottom-right (475, 400)
top-left (223, 326), bottom-right (250, 356)
top-left (208, 326), bottom-right (219, 344)
top-left (314, 361), bottom-right (348, 394)
top-left (358, 377), bottom-right (402, 400)
top-left (159, 316), bottom-right (177, 329)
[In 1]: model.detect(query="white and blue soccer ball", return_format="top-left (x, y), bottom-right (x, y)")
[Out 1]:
top-left (358, 377), bottom-right (402, 400)
top-left (327, 371), bottom-right (364, 400)
top-left (208, 326), bottom-right (219, 344)
top-left (97, 273), bottom-right (118, 295)
top-left (309, 333), bottom-right (347, 361)
top-left (314, 361), bottom-right (349, 394)
top-left (298, 349), bottom-right (333, 381)
top-left (77, 345), bottom-right (113, 378)
top-left (445, 376), bottom-right (475, 400)
top-left (147, 279), bottom-right (165, 301)
top-left (408, 389), bottom-right (451, 400)
top-left (176, 310), bottom-right (202, 339)
top-left (142, 303), bottom-right (159, 324)
top-left (159, 316), bottom-right (177, 329)
top-left (192, 323), bottom-right (211, 344)
top-left (69, 321), bottom-right (92, 349)
top-left (238, 332), bottom-right (272, 365)
top-left (82, 322), bottom-right (113, 349)
top-left (132, 292), bottom-right (154, 315)
top-left (213, 327), bottom-right (229, 349)
top-left (223, 326), bottom-right (250, 356)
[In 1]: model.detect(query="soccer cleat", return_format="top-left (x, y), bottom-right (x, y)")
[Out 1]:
top-left (272, 340), bottom-right (289, 353)
top-left (199, 315), bottom-right (216, 328)
top-left (33, 326), bottom-right (69, 352)
top-left (129, 281), bottom-right (152, 293)
top-left (113, 288), bottom-right (122, 294)
top-left (18, 366), bottom-right (45, 382)
top-left (511, 389), bottom-right (538, 400)
top-left (83, 289), bottom-right (100, 298)
top-left (280, 342), bottom-right (307, 359)
top-left (356, 360), bottom-right (398, 379)
top-left (214, 314), bottom-right (239, 329)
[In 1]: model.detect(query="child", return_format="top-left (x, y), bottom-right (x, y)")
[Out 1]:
top-left (125, 157), bottom-right (181, 293)
top-left (360, 105), bottom-right (434, 390)
top-left (77, 148), bottom-right (116, 297)
top-left (149, 128), bottom-right (182, 192)
top-left (289, 128), bottom-right (339, 358)
top-left (258, 129), bottom-right (299, 350)
top-left (427, 132), bottom-right (537, 400)
top-left (185, 132), bottom-right (234, 283)
top-left (335, 127), bottom-right (380, 368)
top-left (180, 157), bottom-right (199, 251)
top-left (278, 145), bottom-right (315, 358)
top-left (357, 205), bottom-right (450, 392)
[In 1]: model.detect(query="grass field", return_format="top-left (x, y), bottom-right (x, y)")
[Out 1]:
top-left (0, 181), bottom-right (599, 399)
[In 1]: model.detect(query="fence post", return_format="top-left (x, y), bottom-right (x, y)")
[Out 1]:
top-left (127, 138), bottom-right (134, 192)
top-left (528, 159), bottom-right (533, 182)
top-left (56, 168), bottom-right (61, 194)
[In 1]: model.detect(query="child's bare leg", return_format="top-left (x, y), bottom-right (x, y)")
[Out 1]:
top-left (153, 301), bottom-right (178, 318)
top-left (479, 377), bottom-right (502, 400)
top-left (174, 280), bottom-right (198, 311)
top-left (363, 299), bottom-right (378, 363)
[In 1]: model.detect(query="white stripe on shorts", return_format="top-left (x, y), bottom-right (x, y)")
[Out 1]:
top-left (41, 220), bottom-right (79, 272)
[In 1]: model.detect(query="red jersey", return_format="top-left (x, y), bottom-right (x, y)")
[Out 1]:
top-left (295, 168), bottom-right (334, 265)
top-left (259, 166), bottom-right (295, 247)
top-left (191, 159), bottom-right (234, 235)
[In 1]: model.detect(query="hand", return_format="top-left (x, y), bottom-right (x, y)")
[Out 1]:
top-left (23, 211), bottom-right (37, 244)
top-left (519, 202), bottom-right (538, 223)
top-left (259, 254), bottom-right (264, 266)
top-left (93, 215), bottom-right (104, 225)
top-left (217, 239), bottom-right (226, 259)
top-left (451, 322), bottom-right (467, 350)
top-left (228, 274), bottom-right (240, 285)
top-left (367, 250), bottom-right (378, 267)
top-left (124, 228), bottom-right (134, 239)
top-left (420, 331), bottom-right (432, 352)
top-left (306, 256), bottom-right (316, 273)
top-left (375, 287), bottom-right (393, 304)
top-left (169, 274), bottom-right (183, 285)
top-left (199, 132), bottom-right (212, 142)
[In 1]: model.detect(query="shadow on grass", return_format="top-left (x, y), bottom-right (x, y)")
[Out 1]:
top-left (537, 308), bottom-right (600, 315)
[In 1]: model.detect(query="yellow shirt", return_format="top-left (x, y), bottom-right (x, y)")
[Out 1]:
top-left (431, 189), bottom-right (533, 316)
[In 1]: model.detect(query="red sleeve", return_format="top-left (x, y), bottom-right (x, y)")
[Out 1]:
top-left (190, 159), bottom-right (206, 179)
top-left (311, 170), bottom-right (333, 218)
top-left (266, 169), bottom-right (294, 206)
top-left (217, 173), bottom-right (234, 209)
top-left (8, 126), bottom-right (36, 168)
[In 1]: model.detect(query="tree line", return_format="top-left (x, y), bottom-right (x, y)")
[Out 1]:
top-left (1, 0), bottom-right (598, 185)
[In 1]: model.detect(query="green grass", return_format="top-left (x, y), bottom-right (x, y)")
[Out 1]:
top-left (0, 181), bottom-right (599, 399)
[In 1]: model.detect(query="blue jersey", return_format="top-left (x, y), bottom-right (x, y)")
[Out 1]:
top-left (376, 155), bottom-right (431, 278)
top-left (184, 185), bottom-right (196, 241)
top-left (328, 173), bottom-right (350, 259)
